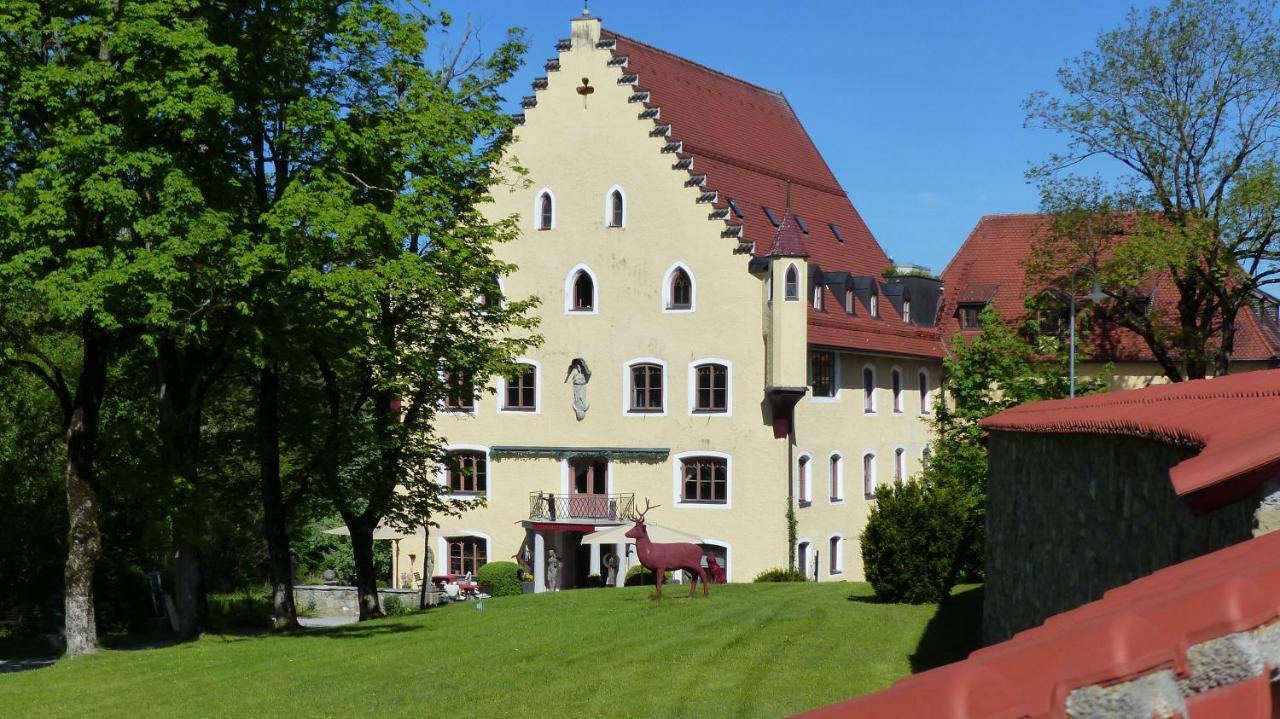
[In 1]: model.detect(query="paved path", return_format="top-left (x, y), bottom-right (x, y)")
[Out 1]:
top-left (0, 657), bottom-right (57, 675)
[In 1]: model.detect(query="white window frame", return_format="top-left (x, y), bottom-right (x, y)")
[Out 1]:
top-left (497, 358), bottom-right (542, 415)
top-left (662, 261), bottom-right (697, 313)
top-left (891, 366), bottom-right (904, 414)
top-left (812, 281), bottom-right (824, 310)
top-left (796, 538), bottom-right (814, 579)
top-left (809, 349), bottom-right (841, 403)
top-left (919, 370), bottom-right (932, 415)
top-left (895, 446), bottom-right (907, 484)
top-left (784, 262), bottom-right (800, 301)
top-left (436, 530), bottom-right (492, 577)
top-left (623, 357), bottom-right (668, 417)
top-left (828, 452), bottom-right (844, 504)
top-left (534, 188), bottom-right (556, 231)
top-left (687, 358), bottom-right (732, 416)
top-left (862, 451), bottom-right (877, 499)
top-left (827, 534), bottom-right (844, 576)
top-left (672, 450), bottom-right (733, 509)
top-left (438, 369), bottom-right (479, 417)
top-left (564, 263), bottom-right (599, 315)
top-left (862, 363), bottom-right (878, 415)
top-left (604, 184), bottom-right (627, 228)
top-left (797, 451), bottom-right (813, 506)
top-left (437, 444), bottom-right (492, 502)
top-left (699, 539), bottom-right (733, 583)
top-left (869, 291), bottom-right (879, 318)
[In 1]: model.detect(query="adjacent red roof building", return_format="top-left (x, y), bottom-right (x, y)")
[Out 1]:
top-left (604, 30), bottom-right (944, 360)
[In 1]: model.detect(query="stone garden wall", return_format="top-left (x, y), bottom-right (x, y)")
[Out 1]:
top-left (983, 432), bottom-right (1256, 645)
top-left (294, 585), bottom-right (438, 616)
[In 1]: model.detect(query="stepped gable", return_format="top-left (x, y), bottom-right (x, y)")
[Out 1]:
top-left (939, 214), bottom-right (1280, 363)
top-left (603, 29), bottom-right (941, 359)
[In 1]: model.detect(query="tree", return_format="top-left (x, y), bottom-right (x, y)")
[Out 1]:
top-left (1026, 0), bottom-right (1280, 381)
top-left (0, 1), bottom-right (232, 655)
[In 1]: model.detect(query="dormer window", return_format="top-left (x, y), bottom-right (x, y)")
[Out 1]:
top-left (608, 189), bottom-right (624, 228)
top-left (845, 288), bottom-right (855, 315)
top-left (812, 282), bottom-right (824, 310)
top-left (784, 264), bottom-right (800, 301)
top-left (958, 303), bottom-right (983, 329)
top-left (902, 291), bottom-right (912, 324)
top-left (869, 292), bottom-right (879, 319)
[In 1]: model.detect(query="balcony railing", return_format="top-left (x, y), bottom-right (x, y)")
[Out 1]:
top-left (528, 492), bottom-right (635, 523)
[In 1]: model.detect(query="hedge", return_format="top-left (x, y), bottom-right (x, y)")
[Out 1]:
top-left (475, 561), bottom-right (522, 597)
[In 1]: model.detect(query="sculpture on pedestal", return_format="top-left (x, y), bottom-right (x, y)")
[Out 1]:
top-left (565, 358), bottom-right (591, 421)
top-left (546, 549), bottom-right (561, 592)
top-left (603, 552), bottom-right (620, 587)
top-left (624, 498), bottom-right (709, 599)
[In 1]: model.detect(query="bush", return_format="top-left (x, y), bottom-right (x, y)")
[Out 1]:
top-left (860, 477), bottom-right (972, 604)
top-left (208, 588), bottom-right (272, 631)
top-left (382, 596), bottom-right (414, 616)
top-left (624, 565), bottom-right (672, 586)
top-left (584, 573), bottom-right (603, 588)
top-left (753, 567), bottom-right (806, 583)
top-left (475, 561), bottom-right (522, 597)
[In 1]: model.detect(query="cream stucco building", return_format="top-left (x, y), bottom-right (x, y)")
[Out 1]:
top-left (406, 15), bottom-right (948, 590)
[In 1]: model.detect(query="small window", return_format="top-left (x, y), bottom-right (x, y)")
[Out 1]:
top-left (958, 304), bottom-right (982, 328)
top-left (798, 456), bottom-right (810, 506)
top-left (446, 451), bottom-right (487, 494)
top-left (763, 206), bottom-right (780, 227)
top-left (798, 541), bottom-right (810, 579)
top-left (571, 271), bottom-right (594, 311)
top-left (448, 537), bottom-right (486, 576)
top-left (443, 371), bottom-right (475, 412)
top-left (784, 265), bottom-right (800, 301)
top-left (727, 197), bottom-right (743, 219)
top-left (845, 288), bottom-right (855, 315)
top-left (538, 191), bottom-right (553, 231)
top-left (919, 372), bottom-right (930, 414)
top-left (669, 268), bottom-right (692, 310)
top-left (830, 455), bottom-right (842, 501)
top-left (863, 453), bottom-right (876, 498)
top-left (892, 369), bottom-right (903, 413)
top-left (629, 363), bottom-right (663, 412)
top-left (810, 351), bottom-right (836, 398)
top-left (829, 223), bottom-right (844, 243)
top-left (794, 214), bottom-right (809, 234)
top-left (829, 536), bottom-right (842, 575)
top-left (505, 363), bottom-right (537, 411)
top-left (812, 282), bottom-right (824, 310)
top-left (869, 292), bottom-right (879, 318)
top-left (609, 189), bottom-right (624, 227)
top-left (863, 367), bottom-right (875, 413)
top-left (694, 363), bottom-right (728, 413)
top-left (895, 447), bottom-right (906, 483)
top-left (681, 456), bottom-right (727, 503)
top-left (902, 291), bottom-right (912, 323)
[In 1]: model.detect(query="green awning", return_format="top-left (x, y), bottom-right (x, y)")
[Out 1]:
top-left (489, 446), bottom-right (669, 462)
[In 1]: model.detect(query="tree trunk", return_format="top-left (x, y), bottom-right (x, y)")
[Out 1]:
top-left (258, 361), bottom-right (299, 630)
top-left (1216, 308), bottom-right (1239, 377)
top-left (348, 523), bottom-right (383, 620)
top-left (63, 331), bottom-right (110, 658)
top-left (171, 531), bottom-right (207, 639)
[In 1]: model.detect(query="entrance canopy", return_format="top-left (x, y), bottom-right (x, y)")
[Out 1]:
top-left (581, 522), bottom-right (702, 545)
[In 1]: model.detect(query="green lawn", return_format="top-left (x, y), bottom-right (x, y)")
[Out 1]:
top-left (0, 582), bottom-right (982, 718)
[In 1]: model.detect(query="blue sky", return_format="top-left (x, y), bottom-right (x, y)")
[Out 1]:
top-left (432, 1), bottom-right (1159, 272)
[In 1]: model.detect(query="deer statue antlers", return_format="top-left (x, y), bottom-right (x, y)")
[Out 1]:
top-left (632, 497), bottom-right (661, 523)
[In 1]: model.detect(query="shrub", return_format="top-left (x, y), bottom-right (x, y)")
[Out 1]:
top-left (860, 477), bottom-right (972, 604)
top-left (208, 588), bottom-right (272, 631)
top-left (753, 567), bottom-right (806, 583)
top-left (584, 573), bottom-right (603, 588)
top-left (624, 565), bottom-right (672, 586)
top-left (475, 561), bottom-right (522, 597)
top-left (382, 596), bottom-right (414, 616)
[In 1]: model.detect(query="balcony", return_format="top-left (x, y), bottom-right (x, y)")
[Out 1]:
top-left (528, 492), bottom-right (635, 523)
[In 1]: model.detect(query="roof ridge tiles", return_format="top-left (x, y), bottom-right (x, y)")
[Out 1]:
top-left (600, 29), bottom-right (785, 99)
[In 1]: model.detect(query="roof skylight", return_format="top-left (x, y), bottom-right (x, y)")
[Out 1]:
top-left (763, 206), bottom-right (780, 227)
top-left (830, 223), bottom-right (844, 243)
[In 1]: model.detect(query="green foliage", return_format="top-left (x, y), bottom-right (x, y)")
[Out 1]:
top-left (208, 589), bottom-right (273, 631)
top-left (860, 479), bottom-right (973, 604)
top-left (753, 568), bottom-right (807, 583)
top-left (381, 597), bottom-right (414, 617)
top-left (292, 515), bottom-right (391, 586)
top-left (475, 561), bottom-right (522, 597)
top-left (624, 565), bottom-right (672, 586)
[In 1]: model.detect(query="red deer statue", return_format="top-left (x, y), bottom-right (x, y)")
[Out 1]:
top-left (624, 498), bottom-right (709, 599)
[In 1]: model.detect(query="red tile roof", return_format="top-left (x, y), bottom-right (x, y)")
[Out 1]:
top-left (979, 369), bottom-right (1280, 513)
top-left (766, 212), bottom-right (811, 257)
top-left (939, 214), bottom-right (1280, 363)
top-left (799, 527), bottom-right (1280, 719)
top-left (603, 30), bottom-right (941, 359)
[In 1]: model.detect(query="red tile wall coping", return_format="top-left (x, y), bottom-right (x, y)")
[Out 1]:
top-left (979, 369), bottom-right (1280, 513)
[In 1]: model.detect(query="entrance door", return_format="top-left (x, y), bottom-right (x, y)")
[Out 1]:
top-left (569, 458), bottom-right (608, 518)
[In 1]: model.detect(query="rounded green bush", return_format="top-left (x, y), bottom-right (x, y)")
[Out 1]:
top-left (623, 565), bottom-right (672, 586)
top-left (752, 567), bottom-right (806, 583)
top-left (860, 478), bottom-right (970, 604)
top-left (475, 561), bottom-right (522, 597)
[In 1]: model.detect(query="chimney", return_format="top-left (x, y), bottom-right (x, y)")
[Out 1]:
top-left (571, 9), bottom-right (601, 50)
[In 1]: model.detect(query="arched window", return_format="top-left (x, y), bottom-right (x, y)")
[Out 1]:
top-left (869, 291), bottom-right (879, 318)
top-left (863, 453), bottom-right (876, 498)
top-left (609, 189), bottom-right (624, 227)
top-left (845, 288), bottom-right (855, 315)
top-left (892, 369), bottom-right (903, 413)
top-left (784, 264), bottom-right (799, 301)
top-left (919, 372), bottom-right (930, 414)
top-left (863, 366), bottom-right (876, 413)
top-left (902, 290), bottom-right (912, 323)
top-left (797, 540), bottom-right (811, 579)
top-left (812, 282), bottom-right (824, 310)
top-left (798, 455), bottom-right (811, 505)
top-left (829, 454), bottom-right (842, 501)
top-left (571, 271), bottom-right (594, 311)
top-left (669, 268), bottom-right (692, 310)
top-left (537, 190), bottom-right (554, 230)
top-left (446, 451), bottom-right (487, 494)
top-left (628, 362), bottom-right (664, 413)
top-left (829, 536), bottom-right (842, 575)
top-left (895, 447), bottom-right (906, 483)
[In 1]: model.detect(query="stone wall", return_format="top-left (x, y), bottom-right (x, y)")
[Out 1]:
top-left (983, 433), bottom-right (1255, 645)
top-left (294, 585), bottom-right (438, 616)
